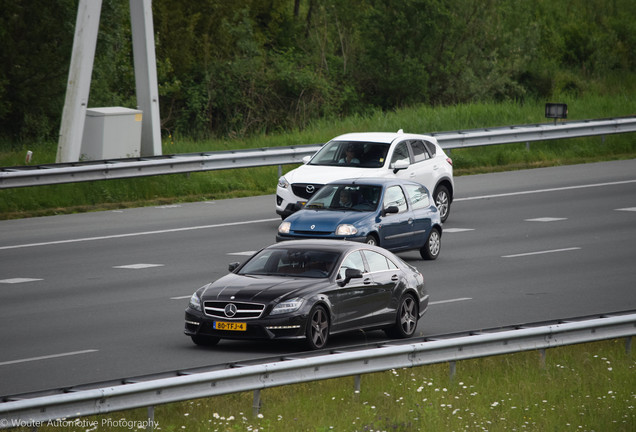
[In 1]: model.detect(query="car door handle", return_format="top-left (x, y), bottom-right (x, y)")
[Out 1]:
top-left (391, 275), bottom-right (399, 282)
top-left (363, 278), bottom-right (372, 285)
top-left (408, 218), bottom-right (414, 224)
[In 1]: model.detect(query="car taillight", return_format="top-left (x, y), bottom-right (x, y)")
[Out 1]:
top-left (446, 157), bottom-right (453, 166)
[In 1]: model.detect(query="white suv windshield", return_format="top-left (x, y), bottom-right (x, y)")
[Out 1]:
top-left (309, 141), bottom-right (390, 168)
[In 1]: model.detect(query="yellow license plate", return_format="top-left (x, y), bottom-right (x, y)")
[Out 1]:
top-left (214, 321), bottom-right (246, 331)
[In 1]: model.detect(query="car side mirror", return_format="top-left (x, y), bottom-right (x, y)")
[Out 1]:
top-left (338, 268), bottom-right (363, 286)
top-left (391, 160), bottom-right (409, 173)
top-left (302, 155), bottom-right (311, 164)
top-left (293, 201), bottom-right (305, 211)
top-left (228, 262), bottom-right (241, 272)
top-left (382, 205), bottom-right (399, 216)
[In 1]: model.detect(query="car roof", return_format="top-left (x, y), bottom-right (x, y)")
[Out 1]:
top-left (266, 239), bottom-right (388, 254)
top-left (323, 177), bottom-right (426, 188)
top-left (330, 131), bottom-right (437, 143)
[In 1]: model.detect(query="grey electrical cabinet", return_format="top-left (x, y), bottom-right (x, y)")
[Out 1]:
top-left (80, 107), bottom-right (143, 160)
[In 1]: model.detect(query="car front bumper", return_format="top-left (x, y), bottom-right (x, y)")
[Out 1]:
top-left (184, 308), bottom-right (308, 341)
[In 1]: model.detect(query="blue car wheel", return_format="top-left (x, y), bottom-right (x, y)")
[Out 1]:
top-left (420, 228), bottom-right (441, 260)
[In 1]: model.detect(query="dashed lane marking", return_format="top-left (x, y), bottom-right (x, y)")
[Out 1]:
top-left (113, 264), bottom-right (164, 269)
top-left (502, 247), bottom-right (581, 258)
top-left (0, 278), bottom-right (43, 284)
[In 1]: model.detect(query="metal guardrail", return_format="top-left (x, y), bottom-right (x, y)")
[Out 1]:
top-left (1, 313), bottom-right (634, 428)
top-left (1, 116), bottom-right (635, 189)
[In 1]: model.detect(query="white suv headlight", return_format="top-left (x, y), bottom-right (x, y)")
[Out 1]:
top-left (278, 221), bottom-right (291, 234)
top-left (336, 224), bottom-right (358, 236)
top-left (277, 176), bottom-right (289, 189)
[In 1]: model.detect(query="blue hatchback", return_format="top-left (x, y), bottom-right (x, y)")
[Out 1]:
top-left (277, 178), bottom-right (442, 260)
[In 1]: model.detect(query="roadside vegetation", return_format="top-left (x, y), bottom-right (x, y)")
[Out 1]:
top-left (2, 82), bottom-right (636, 220)
top-left (12, 339), bottom-right (634, 431)
top-left (2, 0), bottom-right (636, 219)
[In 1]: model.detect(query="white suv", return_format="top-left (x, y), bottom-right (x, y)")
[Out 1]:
top-left (276, 131), bottom-right (454, 222)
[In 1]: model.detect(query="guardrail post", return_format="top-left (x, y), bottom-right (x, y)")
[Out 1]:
top-left (252, 389), bottom-right (261, 417)
top-left (539, 348), bottom-right (547, 369)
top-left (354, 374), bottom-right (361, 396)
top-left (147, 406), bottom-right (155, 430)
top-left (626, 336), bottom-right (632, 355)
top-left (449, 361), bottom-right (456, 381)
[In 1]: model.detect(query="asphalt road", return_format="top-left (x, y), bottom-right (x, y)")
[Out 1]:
top-left (1, 159), bottom-right (635, 397)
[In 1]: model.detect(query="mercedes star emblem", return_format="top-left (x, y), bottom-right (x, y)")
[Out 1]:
top-left (224, 303), bottom-right (238, 318)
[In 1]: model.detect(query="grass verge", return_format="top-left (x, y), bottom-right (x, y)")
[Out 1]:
top-left (10, 340), bottom-right (634, 431)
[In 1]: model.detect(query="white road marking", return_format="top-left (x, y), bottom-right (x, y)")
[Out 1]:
top-left (502, 247), bottom-right (581, 258)
top-left (0, 218), bottom-right (280, 251)
top-left (430, 297), bottom-right (472, 305)
top-left (2, 180), bottom-right (632, 251)
top-left (113, 264), bottom-right (164, 269)
top-left (443, 228), bottom-right (475, 233)
top-left (171, 295), bottom-right (192, 300)
top-left (0, 278), bottom-right (43, 284)
top-left (616, 207), bottom-right (636, 212)
top-left (525, 217), bottom-right (567, 222)
top-left (0, 350), bottom-right (98, 367)
top-left (228, 251), bottom-right (257, 256)
top-left (455, 179), bottom-right (636, 202)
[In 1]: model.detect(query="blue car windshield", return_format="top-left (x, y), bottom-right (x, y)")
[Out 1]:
top-left (308, 141), bottom-right (390, 168)
top-left (238, 249), bottom-right (340, 278)
top-left (304, 184), bottom-right (381, 212)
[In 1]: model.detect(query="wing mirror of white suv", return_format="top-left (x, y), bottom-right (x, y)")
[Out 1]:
top-left (302, 155), bottom-right (311, 164)
top-left (391, 160), bottom-right (409, 173)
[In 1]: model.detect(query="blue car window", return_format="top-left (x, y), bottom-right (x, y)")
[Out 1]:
top-left (306, 185), bottom-right (381, 211)
top-left (404, 184), bottom-right (431, 210)
top-left (305, 185), bottom-right (339, 209)
top-left (383, 186), bottom-right (408, 213)
top-left (338, 251), bottom-right (365, 280)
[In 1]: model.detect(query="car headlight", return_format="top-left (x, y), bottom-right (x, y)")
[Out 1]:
top-left (277, 176), bottom-right (289, 189)
top-left (278, 221), bottom-right (291, 234)
top-left (336, 224), bottom-right (358, 236)
top-left (270, 297), bottom-right (304, 315)
top-left (188, 293), bottom-right (202, 311)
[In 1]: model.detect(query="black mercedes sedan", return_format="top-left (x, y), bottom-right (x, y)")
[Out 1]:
top-left (184, 239), bottom-right (429, 350)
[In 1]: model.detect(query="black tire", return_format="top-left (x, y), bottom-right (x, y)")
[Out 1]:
top-left (420, 228), bottom-right (441, 260)
top-left (385, 294), bottom-right (418, 339)
top-left (364, 234), bottom-right (379, 246)
top-left (191, 335), bottom-right (220, 347)
top-left (434, 185), bottom-right (451, 222)
top-left (305, 305), bottom-right (329, 350)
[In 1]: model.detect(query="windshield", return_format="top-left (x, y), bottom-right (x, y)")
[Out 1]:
top-left (304, 184), bottom-right (381, 212)
top-left (238, 248), bottom-right (340, 278)
top-left (308, 141), bottom-right (390, 168)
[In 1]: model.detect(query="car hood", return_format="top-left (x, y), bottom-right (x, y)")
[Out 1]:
top-left (285, 164), bottom-right (389, 184)
top-left (286, 209), bottom-right (370, 231)
top-left (200, 273), bottom-right (329, 302)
